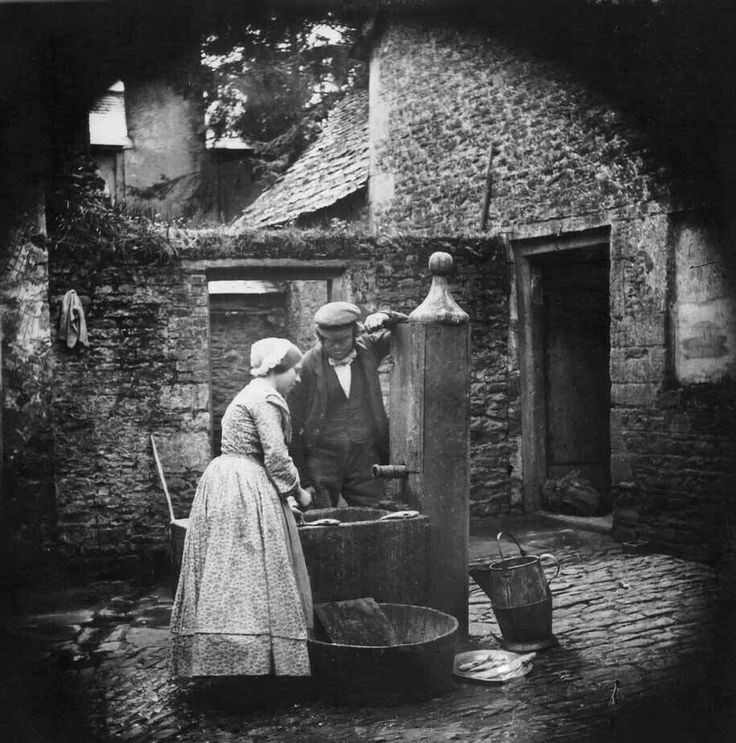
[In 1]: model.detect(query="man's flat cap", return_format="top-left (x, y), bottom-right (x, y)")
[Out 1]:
top-left (314, 301), bottom-right (362, 328)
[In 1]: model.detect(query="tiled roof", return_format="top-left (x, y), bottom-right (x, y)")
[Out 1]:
top-left (89, 82), bottom-right (133, 148)
top-left (233, 89), bottom-right (368, 229)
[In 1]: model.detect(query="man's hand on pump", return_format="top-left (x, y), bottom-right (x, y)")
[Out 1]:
top-left (363, 311), bottom-right (391, 332)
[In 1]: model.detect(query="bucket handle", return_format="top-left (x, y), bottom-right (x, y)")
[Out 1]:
top-left (538, 553), bottom-right (561, 585)
top-left (495, 531), bottom-right (526, 565)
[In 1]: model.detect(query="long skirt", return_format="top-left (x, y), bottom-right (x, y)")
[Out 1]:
top-left (170, 454), bottom-right (313, 677)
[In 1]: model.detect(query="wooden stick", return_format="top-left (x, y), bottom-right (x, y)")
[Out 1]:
top-left (479, 144), bottom-right (494, 232)
top-left (151, 435), bottom-right (176, 522)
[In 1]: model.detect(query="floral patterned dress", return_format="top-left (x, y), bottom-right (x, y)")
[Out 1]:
top-left (170, 378), bottom-right (313, 677)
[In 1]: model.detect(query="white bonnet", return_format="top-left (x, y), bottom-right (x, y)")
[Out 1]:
top-left (250, 338), bottom-right (302, 377)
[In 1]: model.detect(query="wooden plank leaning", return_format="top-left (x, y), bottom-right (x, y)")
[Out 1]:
top-left (314, 598), bottom-right (400, 646)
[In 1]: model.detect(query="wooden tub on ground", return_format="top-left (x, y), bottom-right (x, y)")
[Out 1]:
top-left (308, 603), bottom-right (459, 705)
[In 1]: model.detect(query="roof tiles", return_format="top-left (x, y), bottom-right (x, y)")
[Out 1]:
top-left (233, 88), bottom-right (369, 229)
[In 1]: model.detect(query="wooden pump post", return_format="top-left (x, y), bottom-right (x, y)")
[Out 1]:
top-left (388, 252), bottom-right (471, 633)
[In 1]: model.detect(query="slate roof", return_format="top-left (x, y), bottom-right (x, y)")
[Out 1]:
top-left (89, 81), bottom-right (133, 148)
top-left (233, 88), bottom-right (369, 229)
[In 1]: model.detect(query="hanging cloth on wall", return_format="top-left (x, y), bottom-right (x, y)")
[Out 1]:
top-left (58, 289), bottom-right (89, 349)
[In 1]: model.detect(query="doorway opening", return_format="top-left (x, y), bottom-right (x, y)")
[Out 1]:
top-left (206, 263), bottom-right (347, 455)
top-left (513, 228), bottom-right (611, 515)
top-left (208, 280), bottom-right (288, 454)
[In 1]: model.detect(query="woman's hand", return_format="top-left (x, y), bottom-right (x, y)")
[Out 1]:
top-left (290, 504), bottom-right (305, 525)
top-left (287, 495), bottom-right (306, 525)
top-left (295, 486), bottom-right (313, 510)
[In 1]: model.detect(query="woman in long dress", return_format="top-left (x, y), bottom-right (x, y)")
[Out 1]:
top-left (170, 338), bottom-right (313, 677)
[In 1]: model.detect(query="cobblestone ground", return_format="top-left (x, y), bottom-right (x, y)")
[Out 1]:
top-left (3, 524), bottom-right (736, 742)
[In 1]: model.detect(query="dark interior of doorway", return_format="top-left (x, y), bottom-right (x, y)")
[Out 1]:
top-left (537, 244), bottom-right (611, 513)
top-left (207, 272), bottom-right (336, 456)
top-left (209, 290), bottom-right (288, 454)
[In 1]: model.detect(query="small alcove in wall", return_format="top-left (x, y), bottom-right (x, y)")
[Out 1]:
top-left (513, 227), bottom-right (612, 515)
top-left (205, 260), bottom-right (349, 454)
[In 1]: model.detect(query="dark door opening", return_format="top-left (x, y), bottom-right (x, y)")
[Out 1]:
top-left (207, 270), bottom-right (342, 456)
top-left (209, 284), bottom-right (287, 455)
top-left (537, 246), bottom-right (611, 511)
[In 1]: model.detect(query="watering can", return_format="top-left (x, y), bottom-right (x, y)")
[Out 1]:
top-left (468, 532), bottom-right (560, 651)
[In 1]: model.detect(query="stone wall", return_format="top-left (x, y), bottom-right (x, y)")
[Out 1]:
top-left (0, 201), bottom-right (56, 579)
top-left (123, 55), bottom-right (213, 223)
top-left (366, 17), bottom-right (736, 559)
top-left (610, 214), bottom-right (736, 561)
top-left (33, 13), bottom-right (736, 569)
top-left (43, 214), bottom-right (735, 569)
top-left (209, 294), bottom-right (288, 452)
top-left (48, 250), bottom-right (211, 575)
top-left (369, 19), bottom-right (673, 235)
top-left (372, 238), bottom-right (517, 514)
top-left (46, 232), bottom-right (509, 569)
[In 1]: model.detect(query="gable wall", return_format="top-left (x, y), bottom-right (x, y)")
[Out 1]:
top-left (370, 21), bottom-right (672, 235)
top-left (369, 19), bottom-right (736, 560)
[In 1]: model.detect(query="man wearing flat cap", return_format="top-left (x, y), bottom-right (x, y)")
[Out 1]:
top-left (287, 301), bottom-right (407, 509)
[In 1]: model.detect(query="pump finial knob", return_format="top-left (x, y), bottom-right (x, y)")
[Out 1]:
top-left (429, 251), bottom-right (453, 276)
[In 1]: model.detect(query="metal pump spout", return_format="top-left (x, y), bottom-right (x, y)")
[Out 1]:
top-left (371, 464), bottom-right (409, 479)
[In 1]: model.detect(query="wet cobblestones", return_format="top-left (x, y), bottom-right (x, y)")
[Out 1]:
top-left (3, 524), bottom-right (735, 742)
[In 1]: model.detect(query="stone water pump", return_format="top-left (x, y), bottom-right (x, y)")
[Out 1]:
top-left (376, 251), bottom-right (471, 632)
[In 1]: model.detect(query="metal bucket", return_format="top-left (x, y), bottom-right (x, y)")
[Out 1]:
top-left (468, 531), bottom-right (560, 651)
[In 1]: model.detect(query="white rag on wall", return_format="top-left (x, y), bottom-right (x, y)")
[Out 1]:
top-left (58, 289), bottom-right (89, 349)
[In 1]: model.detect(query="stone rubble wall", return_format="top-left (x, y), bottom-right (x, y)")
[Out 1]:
top-left (46, 233), bottom-right (511, 570)
top-left (610, 215), bottom-right (736, 561)
top-left (25, 15), bottom-right (736, 571)
top-left (0, 209), bottom-right (56, 572)
top-left (370, 20), bottom-right (674, 235)
top-left (48, 253), bottom-right (211, 574)
top-left (368, 18), bottom-right (736, 560)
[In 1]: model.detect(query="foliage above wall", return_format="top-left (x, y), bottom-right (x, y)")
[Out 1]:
top-left (47, 155), bottom-right (179, 265)
top-left (202, 8), bottom-right (367, 190)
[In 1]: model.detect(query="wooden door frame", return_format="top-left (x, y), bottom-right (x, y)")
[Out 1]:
top-left (512, 227), bottom-right (610, 512)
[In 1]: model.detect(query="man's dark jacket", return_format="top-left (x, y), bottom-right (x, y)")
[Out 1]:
top-left (287, 325), bottom-right (397, 488)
